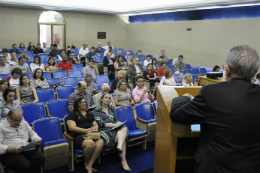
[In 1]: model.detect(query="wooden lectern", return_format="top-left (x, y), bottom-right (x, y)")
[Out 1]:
top-left (153, 86), bottom-right (201, 173)
top-left (200, 76), bottom-right (225, 86)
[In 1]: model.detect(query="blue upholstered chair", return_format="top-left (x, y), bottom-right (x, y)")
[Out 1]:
top-left (71, 49), bottom-right (79, 56)
top-left (21, 102), bottom-right (46, 125)
top-left (46, 99), bottom-right (69, 123)
top-left (32, 117), bottom-right (71, 169)
top-left (96, 75), bottom-right (109, 84)
top-left (57, 86), bottom-right (75, 99)
top-left (73, 64), bottom-right (84, 71)
top-left (36, 88), bottom-right (55, 104)
top-left (200, 68), bottom-right (207, 75)
top-left (68, 70), bottom-right (81, 80)
top-left (43, 71), bottom-right (51, 79)
top-left (168, 65), bottom-right (175, 71)
top-left (64, 77), bottom-right (78, 89)
top-left (192, 74), bottom-right (197, 83)
top-left (186, 64), bottom-right (191, 69)
top-left (96, 83), bottom-right (103, 91)
top-left (192, 68), bottom-right (200, 75)
top-left (183, 69), bottom-right (191, 75)
top-left (22, 72), bottom-right (33, 79)
top-left (53, 70), bottom-right (67, 82)
top-left (115, 106), bottom-right (147, 149)
top-left (42, 61), bottom-right (48, 67)
top-left (0, 74), bottom-right (11, 79)
top-left (46, 78), bottom-right (62, 87)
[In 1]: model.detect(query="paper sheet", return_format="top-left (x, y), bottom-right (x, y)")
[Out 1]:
top-left (21, 141), bottom-right (38, 151)
top-left (110, 120), bottom-right (128, 131)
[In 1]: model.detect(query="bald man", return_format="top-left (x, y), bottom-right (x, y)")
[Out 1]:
top-left (93, 83), bottom-right (116, 108)
top-left (68, 81), bottom-right (94, 111)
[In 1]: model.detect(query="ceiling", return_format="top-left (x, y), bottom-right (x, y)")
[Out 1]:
top-left (0, 0), bottom-right (260, 15)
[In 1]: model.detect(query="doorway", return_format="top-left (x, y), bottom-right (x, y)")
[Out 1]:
top-left (38, 11), bottom-right (66, 49)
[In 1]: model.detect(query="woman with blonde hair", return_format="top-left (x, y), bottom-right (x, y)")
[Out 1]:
top-left (182, 73), bottom-right (194, 86)
top-left (159, 68), bottom-right (176, 86)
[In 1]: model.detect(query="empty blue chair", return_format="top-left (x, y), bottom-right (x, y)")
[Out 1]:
top-left (64, 77), bottom-right (78, 89)
top-left (192, 74), bottom-right (197, 83)
top-left (192, 68), bottom-right (200, 75)
top-left (46, 100), bottom-right (70, 123)
top-left (115, 106), bottom-right (147, 149)
top-left (168, 65), bottom-right (175, 71)
top-left (186, 64), bottom-right (191, 69)
top-left (135, 103), bottom-right (157, 142)
top-left (71, 49), bottom-right (79, 56)
top-left (200, 68), bottom-right (207, 75)
top-left (42, 61), bottom-right (48, 67)
top-left (94, 56), bottom-right (103, 63)
top-left (57, 86), bottom-right (75, 99)
top-left (73, 64), bottom-right (84, 71)
top-left (22, 72), bottom-right (33, 79)
top-left (96, 83), bottom-right (103, 91)
top-left (68, 70), bottom-right (81, 80)
top-left (53, 70), bottom-right (67, 81)
top-left (96, 75), bottom-right (109, 84)
top-left (0, 74), bottom-right (11, 79)
top-left (21, 102), bottom-right (46, 125)
top-left (36, 88), bottom-right (55, 104)
top-left (183, 69), bottom-right (191, 75)
top-left (46, 78), bottom-right (62, 86)
top-left (43, 71), bottom-right (51, 79)
top-left (33, 117), bottom-right (71, 169)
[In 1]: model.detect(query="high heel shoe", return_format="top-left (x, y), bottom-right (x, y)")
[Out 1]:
top-left (121, 164), bottom-right (132, 172)
top-left (117, 148), bottom-right (123, 154)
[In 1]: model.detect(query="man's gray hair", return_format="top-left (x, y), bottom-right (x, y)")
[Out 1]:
top-left (118, 50), bottom-right (122, 53)
top-left (8, 108), bottom-right (23, 118)
top-left (225, 45), bottom-right (259, 80)
top-left (85, 74), bottom-right (92, 80)
top-left (116, 79), bottom-right (129, 92)
top-left (101, 83), bottom-right (110, 91)
top-left (119, 70), bottom-right (125, 75)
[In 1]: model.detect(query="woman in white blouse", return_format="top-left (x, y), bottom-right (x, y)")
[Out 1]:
top-left (8, 68), bottom-right (22, 89)
top-left (159, 68), bottom-right (176, 86)
top-left (30, 55), bottom-right (45, 73)
top-left (182, 73), bottom-right (194, 86)
top-left (29, 68), bottom-right (50, 89)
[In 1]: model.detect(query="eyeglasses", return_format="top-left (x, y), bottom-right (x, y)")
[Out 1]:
top-left (10, 117), bottom-right (22, 123)
top-left (137, 81), bottom-right (144, 83)
top-left (121, 84), bottom-right (127, 86)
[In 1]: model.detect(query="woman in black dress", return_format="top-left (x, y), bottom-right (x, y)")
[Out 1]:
top-left (67, 98), bottom-right (103, 173)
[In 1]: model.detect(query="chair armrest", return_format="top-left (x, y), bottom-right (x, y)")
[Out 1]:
top-left (136, 117), bottom-right (148, 123)
top-left (64, 132), bottom-right (74, 140)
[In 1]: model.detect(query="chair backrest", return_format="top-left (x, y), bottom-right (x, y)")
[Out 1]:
top-left (43, 71), bottom-right (51, 79)
top-left (135, 103), bottom-right (155, 121)
top-left (63, 115), bottom-right (71, 134)
top-left (200, 68), bottom-right (207, 75)
top-left (71, 49), bottom-right (79, 56)
top-left (168, 65), bottom-right (175, 71)
top-left (96, 83), bottom-right (103, 91)
top-left (47, 99), bottom-right (69, 119)
top-left (0, 74), bottom-right (11, 79)
top-left (38, 53), bottom-right (47, 56)
top-left (22, 72), bottom-right (33, 79)
top-left (73, 64), bottom-right (84, 71)
top-left (115, 106), bottom-right (137, 131)
top-left (68, 70), bottom-right (81, 80)
top-left (57, 86), bottom-right (75, 99)
top-left (55, 60), bottom-right (61, 65)
top-left (142, 66), bottom-right (146, 71)
top-left (118, 49), bottom-right (124, 51)
top-left (186, 64), bottom-right (191, 69)
top-left (36, 88), bottom-right (55, 103)
top-left (27, 54), bottom-right (36, 58)
top-left (192, 68), bottom-right (200, 75)
top-left (42, 61), bottom-right (48, 67)
top-left (139, 62), bottom-right (143, 66)
top-left (114, 48), bottom-right (118, 51)
top-left (130, 52), bottom-right (135, 56)
top-left (94, 56), bottom-right (103, 63)
top-left (96, 75), bottom-right (109, 84)
top-left (192, 74), bottom-right (197, 83)
top-left (24, 61), bottom-right (32, 68)
top-left (53, 70), bottom-right (67, 81)
top-left (46, 78), bottom-right (61, 86)
top-left (16, 54), bottom-right (21, 58)
top-left (33, 117), bottom-right (63, 146)
top-left (183, 69), bottom-right (191, 75)
top-left (64, 77), bottom-right (78, 88)
top-left (21, 102), bottom-right (46, 125)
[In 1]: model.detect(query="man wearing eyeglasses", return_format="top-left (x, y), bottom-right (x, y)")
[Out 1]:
top-left (0, 108), bottom-right (45, 173)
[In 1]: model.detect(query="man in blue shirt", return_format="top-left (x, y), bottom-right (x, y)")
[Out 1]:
top-left (95, 42), bottom-right (105, 54)
top-left (9, 44), bottom-right (20, 54)
top-left (172, 66), bottom-right (183, 85)
top-left (87, 47), bottom-right (96, 61)
top-left (136, 50), bottom-right (145, 62)
top-left (48, 44), bottom-right (60, 57)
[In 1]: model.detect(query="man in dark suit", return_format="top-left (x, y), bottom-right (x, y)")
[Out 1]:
top-left (128, 57), bottom-right (144, 87)
top-left (103, 52), bottom-right (115, 76)
top-left (170, 45), bottom-right (260, 173)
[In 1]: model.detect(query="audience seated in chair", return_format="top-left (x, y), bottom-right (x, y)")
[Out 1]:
top-left (44, 43), bottom-right (53, 55)
top-left (41, 42), bottom-right (47, 52)
top-left (172, 56), bottom-right (179, 65)
top-left (115, 55), bottom-right (128, 79)
top-left (7, 68), bottom-right (22, 89)
top-left (9, 44), bottom-right (21, 54)
top-left (172, 66), bottom-right (183, 85)
top-left (156, 56), bottom-right (164, 67)
top-left (159, 68), bottom-right (176, 86)
top-left (116, 51), bottom-right (126, 61)
top-left (33, 43), bottom-right (43, 55)
top-left (95, 42), bottom-right (105, 54)
top-left (30, 68), bottom-right (50, 89)
top-left (16, 74), bottom-right (39, 105)
top-left (48, 44), bottom-right (60, 58)
top-left (8, 52), bottom-right (18, 66)
top-left (125, 52), bottom-right (132, 62)
top-left (103, 52), bottom-right (115, 76)
top-left (158, 50), bottom-right (168, 61)
top-left (152, 58), bottom-right (159, 72)
top-left (136, 50), bottom-right (145, 62)
top-left (13, 56), bottom-right (31, 73)
top-left (58, 54), bottom-right (73, 73)
top-left (175, 55), bottom-right (188, 70)
top-left (82, 60), bottom-right (99, 81)
top-left (67, 98), bottom-right (103, 173)
top-left (255, 73), bottom-right (260, 85)
top-left (114, 79), bottom-right (135, 107)
top-left (56, 49), bottom-right (65, 60)
top-left (0, 88), bottom-right (20, 121)
top-left (0, 56), bottom-right (12, 74)
top-left (27, 42), bottom-right (36, 51)
top-left (68, 52), bottom-right (79, 64)
top-left (68, 81), bottom-right (94, 111)
top-left (212, 65), bottom-right (220, 72)
top-left (102, 41), bottom-right (113, 52)
top-left (0, 108), bottom-right (45, 173)
top-left (111, 70), bottom-right (131, 93)
top-left (143, 63), bottom-right (160, 98)
top-left (132, 76), bottom-right (154, 103)
top-left (17, 43), bottom-right (26, 53)
top-left (143, 55), bottom-right (152, 67)
top-left (1, 48), bottom-right (11, 62)
top-left (18, 50), bottom-right (31, 61)
top-left (30, 55), bottom-right (45, 73)
top-left (182, 73), bottom-right (194, 86)
top-left (93, 93), bottom-right (132, 172)
top-left (0, 79), bottom-right (9, 102)
top-left (87, 47), bottom-right (96, 61)
top-left (156, 61), bottom-right (167, 77)
top-left (45, 57), bottom-right (58, 74)
top-left (109, 49), bottom-right (116, 59)
top-left (85, 74), bottom-right (98, 95)
top-left (79, 43), bottom-right (89, 58)
top-left (93, 83), bottom-right (116, 108)
top-left (194, 74), bottom-right (203, 86)
top-left (104, 46), bottom-right (112, 57)
top-left (128, 57), bottom-right (144, 87)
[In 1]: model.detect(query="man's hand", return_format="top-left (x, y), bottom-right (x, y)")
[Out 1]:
top-left (91, 126), bottom-right (98, 131)
top-left (7, 147), bottom-right (23, 154)
top-left (179, 78), bottom-right (182, 82)
top-left (183, 93), bottom-right (192, 100)
top-left (34, 138), bottom-right (42, 146)
top-left (143, 88), bottom-right (148, 93)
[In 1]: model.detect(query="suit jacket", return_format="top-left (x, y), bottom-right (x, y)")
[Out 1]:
top-left (103, 57), bottom-right (115, 66)
top-left (170, 78), bottom-right (260, 173)
top-left (127, 62), bottom-right (144, 83)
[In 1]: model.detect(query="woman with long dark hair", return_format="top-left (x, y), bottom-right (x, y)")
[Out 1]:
top-left (27, 42), bottom-right (36, 51)
top-left (0, 80), bottom-right (9, 102)
top-left (30, 56), bottom-right (45, 73)
top-left (17, 43), bottom-right (26, 52)
top-left (45, 57), bottom-right (58, 74)
top-left (29, 68), bottom-right (49, 89)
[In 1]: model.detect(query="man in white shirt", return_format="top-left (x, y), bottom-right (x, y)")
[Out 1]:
top-left (126, 52), bottom-right (131, 62)
top-left (1, 48), bottom-right (11, 61)
top-left (143, 55), bottom-right (152, 67)
top-left (158, 50), bottom-right (168, 61)
top-left (102, 41), bottom-right (113, 51)
top-left (0, 56), bottom-right (12, 74)
top-left (41, 42), bottom-right (47, 52)
top-left (7, 52), bottom-right (18, 66)
top-left (0, 108), bottom-right (45, 173)
top-left (79, 43), bottom-right (89, 57)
